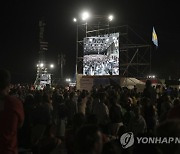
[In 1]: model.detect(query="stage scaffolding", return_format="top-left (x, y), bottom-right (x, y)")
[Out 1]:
top-left (34, 19), bottom-right (52, 88)
top-left (75, 19), bottom-right (151, 79)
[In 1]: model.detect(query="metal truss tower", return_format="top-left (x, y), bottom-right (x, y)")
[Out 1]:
top-left (118, 25), bottom-right (151, 78)
top-left (34, 19), bottom-right (51, 88)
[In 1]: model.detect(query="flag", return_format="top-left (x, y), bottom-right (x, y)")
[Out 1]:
top-left (152, 27), bottom-right (158, 47)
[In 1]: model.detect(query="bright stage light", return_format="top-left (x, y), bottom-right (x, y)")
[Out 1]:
top-left (40, 63), bottom-right (44, 68)
top-left (66, 78), bottom-right (71, 82)
top-left (50, 64), bottom-right (54, 68)
top-left (147, 75), bottom-right (156, 79)
top-left (73, 18), bottom-right (77, 22)
top-left (108, 15), bottom-right (114, 21)
top-left (82, 11), bottom-right (90, 21)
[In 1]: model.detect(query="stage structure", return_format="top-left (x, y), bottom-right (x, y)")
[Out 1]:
top-left (75, 16), bottom-right (151, 79)
top-left (34, 19), bottom-right (52, 89)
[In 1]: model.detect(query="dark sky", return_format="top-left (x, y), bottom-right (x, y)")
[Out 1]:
top-left (1, 0), bottom-right (179, 83)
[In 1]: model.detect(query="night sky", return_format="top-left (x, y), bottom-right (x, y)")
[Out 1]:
top-left (1, 0), bottom-right (179, 83)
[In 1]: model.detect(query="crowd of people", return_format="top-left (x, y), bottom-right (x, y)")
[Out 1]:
top-left (0, 68), bottom-right (180, 154)
top-left (83, 54), bottom-right (119, 75)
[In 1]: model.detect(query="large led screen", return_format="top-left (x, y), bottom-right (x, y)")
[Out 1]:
top-left (83, 33), bottom-right (119, 76)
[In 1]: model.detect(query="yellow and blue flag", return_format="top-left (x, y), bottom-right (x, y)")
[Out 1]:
top-left (152, 27), bottom-right (158, 47)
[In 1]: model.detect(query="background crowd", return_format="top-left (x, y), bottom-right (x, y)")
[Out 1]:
top-left (0, 69), bottom-right (180, 154)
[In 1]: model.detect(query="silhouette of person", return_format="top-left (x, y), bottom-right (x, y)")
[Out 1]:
top-left (0, 69), bottom-right (24, 154)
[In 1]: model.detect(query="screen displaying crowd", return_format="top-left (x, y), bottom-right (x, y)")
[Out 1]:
top-left (83, 33), bottom-right (119, 76)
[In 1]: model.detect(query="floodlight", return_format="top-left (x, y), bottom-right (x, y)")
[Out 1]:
top-left (50, 64), bottom-right (54, 68)
top-left (73, 18), bottom-right (77, 22)
top-left (40, 63), bottom-right (44, 67)
top-left (108, 15), bottom-right (114, 21)
top-left (66, 78), bottom-right (71, 82)
top-left (82, 11), bottom-right (90, 21)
